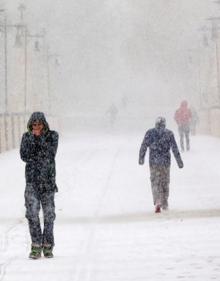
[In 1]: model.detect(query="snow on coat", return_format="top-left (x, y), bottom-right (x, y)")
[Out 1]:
top-left (20, 112), bottom-right (59, 192)
top-left (139, 118), bottom-right (183, 168)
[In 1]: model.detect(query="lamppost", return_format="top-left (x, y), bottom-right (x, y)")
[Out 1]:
top-left (15, 5), bottom-right (45, 116)
top-left (24, 30), bottom-right (45, 113)
top-left (0, 8), bottom-right (29, 114)
top-left (0, 9), bottom-right (8, 114)
top-left (0, 9), bottom-right (27, 122)
top-left (0, 6), bottom-right (45, 150)
top-left (18, 3), bottom-right (26, 21)
top-left (0, 9), bottom-right (9, 150)
top-left (46, 49), bottom-right (60, 115)
top-left (0, 9), bottom-right (28, 150)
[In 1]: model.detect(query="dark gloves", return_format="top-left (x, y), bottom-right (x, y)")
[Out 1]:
top-left (139, 158), bottom-right (144, 165)
top-left (178, 160), bottom-right (184, 168)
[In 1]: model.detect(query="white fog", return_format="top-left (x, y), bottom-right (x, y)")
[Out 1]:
top-left (1, 0), bottom-right (218, 129)
top-left (0, 1), bottom-right (220, 280)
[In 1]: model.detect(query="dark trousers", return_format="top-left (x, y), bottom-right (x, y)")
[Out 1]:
top-left (150, 166), bottom-right (170, 208)
top-left (25, 184), bottom-right (56, 246)
top-left (178, 125), bottom-right (190, 151)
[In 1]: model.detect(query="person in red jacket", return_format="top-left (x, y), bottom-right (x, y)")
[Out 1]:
top-left (174, 100), bottom-right (192, 151)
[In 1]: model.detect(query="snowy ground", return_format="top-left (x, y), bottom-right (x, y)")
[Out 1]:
top-left (0, 132), bottom-right (219, 281)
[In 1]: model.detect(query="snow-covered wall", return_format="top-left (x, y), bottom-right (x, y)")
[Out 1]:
top-left (197, 108), bottom-right (220, 137)
top-left (209, 108), bottom-right (220, 137)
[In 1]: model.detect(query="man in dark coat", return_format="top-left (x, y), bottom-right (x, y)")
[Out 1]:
top-left (20, 112), bottom-right (59, 259)
top-left (139, 117), bottom-right (183, 213)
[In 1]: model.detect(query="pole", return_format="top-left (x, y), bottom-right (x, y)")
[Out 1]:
top-left (45, 52), bottom-right (60, 116)
top-left (4, 13), bottom-right (8, 113)
top-left (207, 17), bottom-right (220, 106)
top-left (25, 31), bottom-right (45, 114)
top-left (24, 25), bottom-right (27, 115)
top-left (18, 4), bottom-right (26, 22)
top-left (3, 13), bottom-right (8, 150)
top-left (17, 4), bottom-right (27, 128)
top-left (215, 38), bottom-right (220, 104)
top-left (46, 48), bottom-right (51, 114)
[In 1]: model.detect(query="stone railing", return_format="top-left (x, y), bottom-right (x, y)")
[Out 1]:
top-left (0, 112), bottom-right (27, 153)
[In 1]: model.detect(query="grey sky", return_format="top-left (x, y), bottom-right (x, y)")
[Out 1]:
top-left (2, 0), bottom-right (219, 116)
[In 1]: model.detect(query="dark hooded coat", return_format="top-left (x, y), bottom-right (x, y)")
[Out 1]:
top-left (20, 112), bottom-right (59, 192)
top-left (139, 119), bottom-right (183, 168)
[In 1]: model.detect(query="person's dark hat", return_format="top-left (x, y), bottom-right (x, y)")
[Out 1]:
top-left (155, 116), bottom-right (166, 129)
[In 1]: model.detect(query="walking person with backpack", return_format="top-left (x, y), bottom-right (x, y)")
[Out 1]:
top-left (139, 117), bottom-right (183, 213)
top-left (20, 112), bottom-right (59, 259)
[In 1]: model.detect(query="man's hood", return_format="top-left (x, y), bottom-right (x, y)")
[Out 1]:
top-left (155, 116), bottom-right (166, 130)
top-left (27, 112), bottom-right (50, 132)
top-left (180, 100), bottom-right (188, 109)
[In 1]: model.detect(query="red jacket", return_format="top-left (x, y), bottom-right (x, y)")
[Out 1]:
top-left (174, 101), bottom-right (192, 126)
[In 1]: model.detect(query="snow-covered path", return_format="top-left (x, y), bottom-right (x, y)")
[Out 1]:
top-left (0, 133), bottom-right (219, 281)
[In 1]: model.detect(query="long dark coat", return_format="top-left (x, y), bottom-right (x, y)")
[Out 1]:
top-left (20, 112), bottom-right (59, 192)
top-left (139, 126), bottom-right (183, 168)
